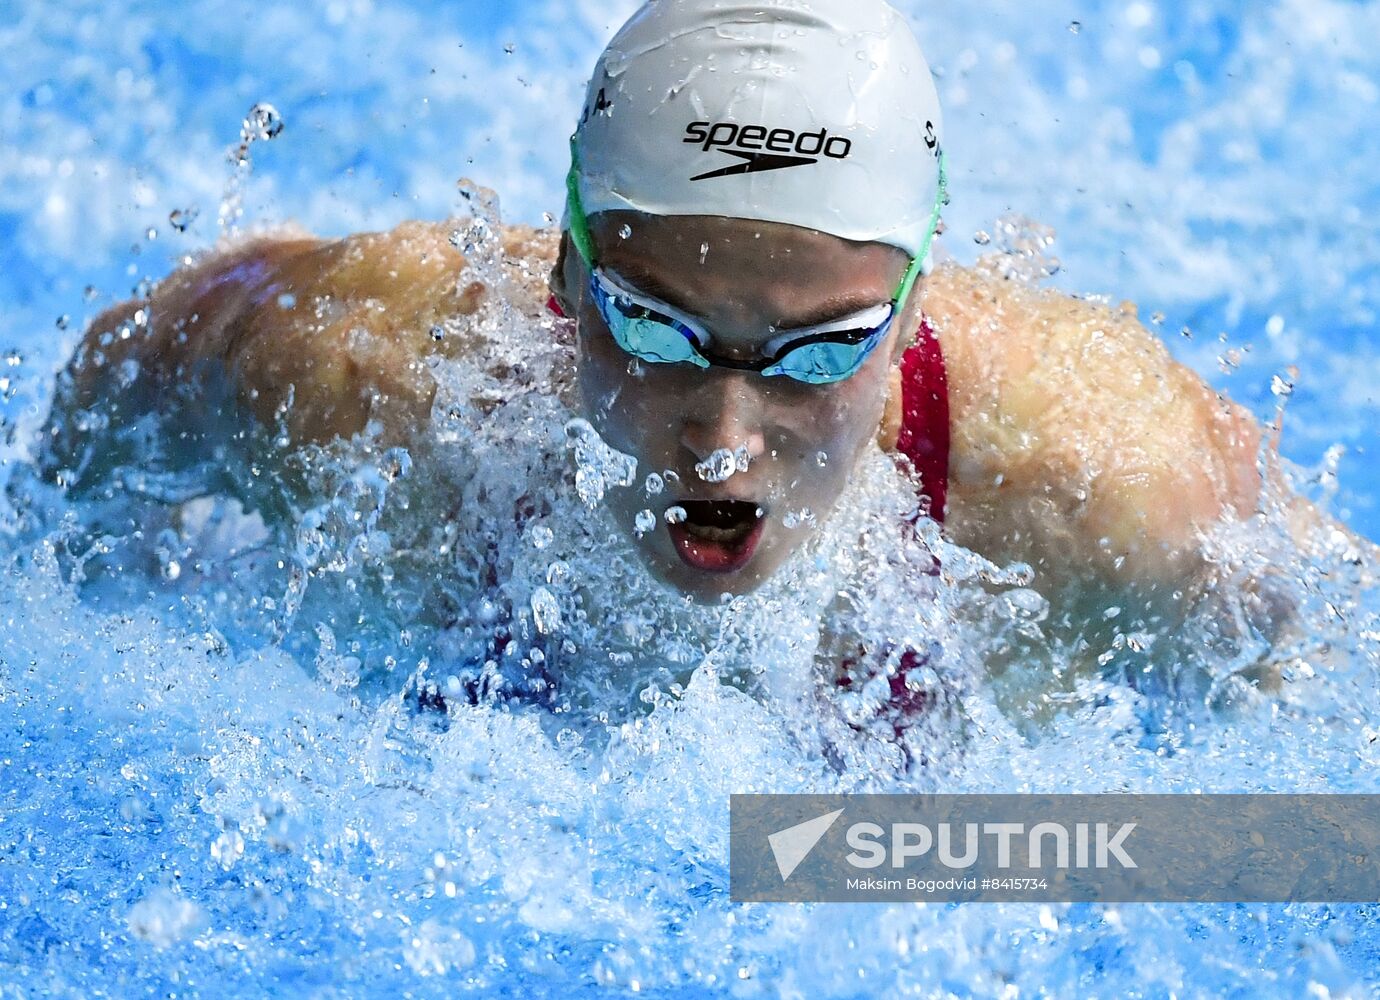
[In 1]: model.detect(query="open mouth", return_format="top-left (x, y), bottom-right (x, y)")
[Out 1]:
top-left (666, 499), bottom-right (766, 574)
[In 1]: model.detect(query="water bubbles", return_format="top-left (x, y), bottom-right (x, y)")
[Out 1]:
top-left (530, 524), bottom-right (554, 550)
top-left (1271, 373), bottom-right (1295, 398)
top-left (144, 227), bottom-right (157, 241)
top-left (277, 292), bottom-right (297, 310)
top-left (1150, 311), bottom-right (1165, 325)
top-left (5, 349), bottom-right (23, 368)
top-left (1266, 314), bottom-right (1286, 337)
top-left (55, 314), bottom-right (69, 330)
top-left (734, 444), bottom-right (752, 473)
top-left (430, 324), bottom-right (445, 342)
top-left (503, 42), bottom-right (516, 55)
top-left (545, 560), bottom-right (571, 587)
top-left (781, 508), bottom-right (815, 529)
top-left (618, 224), bottom-right (633, 240)
top-left (664, 505), bottom-right (687, 525)
top-left (975, 213), bottom-right (1061, 283)
top-left (815, 451), bottom-right (829, 468)
top-left (116, 357), bottom-right (141, 388)
top-left (973, 231), bottom-right (992, 246)
top-left (695, 447), bottom-right (738, 483)
top-left (126, 889), bottom-right (203, 950)
top-left (403, 920), bottom-right (476, 976)
top-left (531, 586), bottom-right (561, 634)
top-left (1068, 20), bottom-right (1082, 34)
top-left (626, 357), bottom-right (644, 377)
top-left (241, 102), bottom-right (284, 142)
top-left (644, 473), bottom-right (664, 496)
top-left (565, 418), bottom-right (637, 507)
top-left (83, 285), bottom-right (99, 302)
top-left (699, 242), bottom-right (710, 265)
top-left (452, 217), bottom-right (491, 256)
top-left (634, 509), bottom-right (657, 536)
top-left (168, 207), bottom-right (198, 232)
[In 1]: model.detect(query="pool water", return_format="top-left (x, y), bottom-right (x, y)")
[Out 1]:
top-left (3, 1), bottom-right (1380, 996)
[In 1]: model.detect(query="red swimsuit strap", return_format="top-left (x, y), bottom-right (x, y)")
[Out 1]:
top-left (894, 316), bottom-right (950, 523)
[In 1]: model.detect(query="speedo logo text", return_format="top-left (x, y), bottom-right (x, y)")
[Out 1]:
top-left (683, 121), bottom-right (853, 181)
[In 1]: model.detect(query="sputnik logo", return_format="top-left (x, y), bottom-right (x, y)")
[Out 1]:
top-left (768, 808), bottom-right (845, 882)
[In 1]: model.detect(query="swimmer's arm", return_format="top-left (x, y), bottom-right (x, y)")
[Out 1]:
top-left (915, 263), bottom-right (1365, 595)
top-left (55, 222), bottom-right (513, 454)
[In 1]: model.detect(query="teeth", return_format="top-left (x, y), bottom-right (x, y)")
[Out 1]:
top-left (683, 521), bottom-right (752, 543)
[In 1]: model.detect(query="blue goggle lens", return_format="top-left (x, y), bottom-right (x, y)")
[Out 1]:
top-left (590, 275), bottom-right (709, 368)
top-left (589, 271), bottom-right (888, 385)
top-left (763, 331), bottom-right (887, 384)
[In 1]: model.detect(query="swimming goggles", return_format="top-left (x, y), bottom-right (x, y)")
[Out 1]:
top-left (564, 141), bottom-right (948, 386)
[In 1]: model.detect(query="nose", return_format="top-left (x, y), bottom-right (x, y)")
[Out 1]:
top-left (678, 372), bottom-right (768, 466)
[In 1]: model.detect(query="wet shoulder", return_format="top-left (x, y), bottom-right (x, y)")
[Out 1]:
top-left (222, 220), bottom-right (560, 445)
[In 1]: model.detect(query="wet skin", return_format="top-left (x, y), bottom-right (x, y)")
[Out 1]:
top-left (554, 211), bottom-right (925, 601)
top-left (47, 217), bottom-right (1367, 620)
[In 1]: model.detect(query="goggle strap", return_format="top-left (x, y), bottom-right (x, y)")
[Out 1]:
top-left (892, 149), bottom-right (949, 310)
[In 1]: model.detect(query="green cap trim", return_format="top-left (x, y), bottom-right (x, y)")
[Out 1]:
top-left (891, 149), bottom-right (949, 310)
top-left (566, 136), bottom-right (598, 269)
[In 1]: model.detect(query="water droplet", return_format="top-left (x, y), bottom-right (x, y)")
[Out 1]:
top-left (815, 451), bottom-right (829, 467)
top-left (618, 224), bottom-right (633, 240)
top-left (542, 211), bottom-right (556, 226)
top-left (430, 324), bottom-right (445, 341)
top-left (699, 242), bottom-right (709, 265)
top-left (531, 587), bottom-right (561, 635)
top-left (733, 444), bottom-right (751, 472)
top-left (145, 227), bottom-right (157, 241)
top-left (169, 207), bottom-right (198, 232)
top-left (695, 447), bottom-right (738, 483)
top-left (1068, 20), bottom-right (1082, 34)
top-left (546, 560), bottom-right (571, 587)
top-left (242, 102), bottom-right (284, 142)
top-left (564, 417), bottom-right (637, 507)
top-left (634, 509), bottom-right (657, 536)
top-left (626, 357), bottom-right (644, 377)
top-left (974, 231), bottom-right (991, 246)
top-left (277, 292), bottom-right (296, 309)
top-left (664, 506), bottom-right (687, 525)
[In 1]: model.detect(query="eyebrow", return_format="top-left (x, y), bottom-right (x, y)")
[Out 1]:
top-left (607, 262), bottom-right (891, 332)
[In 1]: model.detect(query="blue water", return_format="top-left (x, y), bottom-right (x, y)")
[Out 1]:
top-left (2, 1), bottom-right (1380, 996)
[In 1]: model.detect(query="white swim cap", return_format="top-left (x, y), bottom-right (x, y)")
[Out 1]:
top-left (567, 0), bottom-right (946, 267)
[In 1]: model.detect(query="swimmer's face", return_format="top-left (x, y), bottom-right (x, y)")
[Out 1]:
top-left (555, 211), bottom-right (922, 601)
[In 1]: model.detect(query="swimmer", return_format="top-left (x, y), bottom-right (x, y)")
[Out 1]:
top-left (40, 0), bottom-right (1362, 624)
